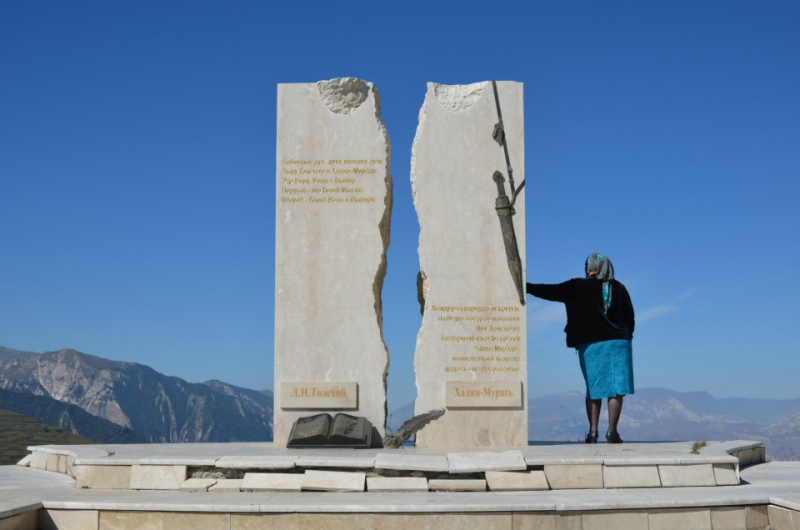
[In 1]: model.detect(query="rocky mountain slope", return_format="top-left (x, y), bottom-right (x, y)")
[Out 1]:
top-left (0, 347), bottom-right (273, 443)
top-left (0, 387), bottom-right (144, 444)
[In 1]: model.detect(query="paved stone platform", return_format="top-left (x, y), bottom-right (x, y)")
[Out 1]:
top-left (22, 440), bottom-right (763, 494)
top-left (4, 440), bottom-right (794, 529)
top-left (1, 462), bottom-right (799, 529)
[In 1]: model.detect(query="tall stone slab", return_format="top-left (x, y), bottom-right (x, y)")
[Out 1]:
top-left (412, 81), bottom-right (527, 447)
top-left (274, 78), bottom-right (391, 447)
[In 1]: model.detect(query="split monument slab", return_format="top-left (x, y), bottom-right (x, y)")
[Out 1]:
top-left (273, 78), bottom-right (392, 447)
top-left (411, 81), bottom-right (528, 447)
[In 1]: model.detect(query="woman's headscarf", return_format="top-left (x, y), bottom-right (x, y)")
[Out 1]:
top-left (585, 253), bottom-right (614, 313)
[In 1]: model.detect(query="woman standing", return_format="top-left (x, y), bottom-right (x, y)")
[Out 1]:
top-left (526, 254), bottom-right (635, 444)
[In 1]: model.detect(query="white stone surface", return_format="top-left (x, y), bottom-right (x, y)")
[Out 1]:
top-left (215, 455), bottom-right (296, 469)
top-left (412, 80), bottom-right (527, 448)
top-left (129, 465), bottom-right (187, 490)
top-left (16, 455), bottom-right (32, 467)
top-left (603, 465), bottom-right (661, 488)
top-left (301, 470), bottom-right (366, 492)
top-left (274, 78), bottom-right (391, 447)
top-left (713, 464), bottom-right (739, 486)
top-left (295, 455), bottom-right (375, 469)
top-left (658, 464), bottom-right (716, 487)
top-left (544, 464), bottom-right (604, 490)
top-left (367, 477), bottom-right (428, 492)
top-left (485, 470), bottom-right (548, 491)
top-left (428, 479), bottom-right (487, 492)
top-left (30, 451), bottom-right (47, 470)
top-left (447, 450), bottom-right (526, 473)
top-left (39, 509), bottom-right (99, 530)
top-left (179, 478), bottom-right (217, 492)
top-left (374, 453), bottom-right (448, 472)
top-left (242, 473), bottom-right (304, 492)
top-left (74, 465), bottom-right (131, 489)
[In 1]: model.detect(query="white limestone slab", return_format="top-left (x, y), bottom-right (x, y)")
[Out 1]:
top-left (208, 479), bottom-right (243, 492)
top-left (713, 464), bottom-right (739, 486)
top-left (129, 465), bottom-right (187, 490)
top-left (215, 455), bottom-right (296, 469)
top-left (447, 450), bottom-right (526, 473)
top-left (40, 509), bottom-right (99, 530)
top-left (295, 455), bottom-right (375, 469)
top-left (74, 465), bottom-right (131, 489)
top-left (30, 452), bottom-right (47, 470)
top-left (603, 465), bottom-right (661, 488)
top-left (274, 78), bottom-right (391, 447)
top-left (179, 478), bottom-right (217, 492)
top-left (485, 471), bottom-right (548, 491)
top-left (374, 453), bottom-right (449, 472)
top-left (367, 477), bottom-right (429, 492)
top-left (242, 473), bottom-right (304, 492)
top-left (658, 464), bottom-right (716, 487)
top-left (301, 470), bottom-right (365, 492)
top-left (280, 381), bottom-right (357, 409)
top-left (544, 464), bottom-right (604, 490)
top-left (16, 455), bottom-right (32, 467)
top-left (428, 479), bottom-right (487, 492)
top-left (412, 81), bottom-right (527, 448)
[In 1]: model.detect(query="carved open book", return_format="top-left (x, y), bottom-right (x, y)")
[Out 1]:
top-left (286, 413), bottom-right (373, 447)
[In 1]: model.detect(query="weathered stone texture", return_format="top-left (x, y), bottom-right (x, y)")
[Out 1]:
top-left (274, 78), bottom-right (391, 447)
top-left (412, 81), bottom-right (527, 447)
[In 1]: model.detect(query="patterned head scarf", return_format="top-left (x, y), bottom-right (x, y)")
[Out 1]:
top-left (585, 253), bottom-right (614, 313)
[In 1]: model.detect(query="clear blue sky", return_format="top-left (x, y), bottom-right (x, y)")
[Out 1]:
top-left (2, 1), bottom-right (798, 411)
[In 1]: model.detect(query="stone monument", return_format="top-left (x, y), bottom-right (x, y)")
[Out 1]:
top-left (412, 81), bottom-right (527, 447)
top-left (273, 78), bottom-right (391, 447)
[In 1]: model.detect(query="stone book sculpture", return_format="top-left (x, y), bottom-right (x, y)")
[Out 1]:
top-left (286, 413), bottom-right (373, 448)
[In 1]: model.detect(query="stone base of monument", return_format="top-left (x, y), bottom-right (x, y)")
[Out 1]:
top-left (5, 441), bottom-right (800, 530)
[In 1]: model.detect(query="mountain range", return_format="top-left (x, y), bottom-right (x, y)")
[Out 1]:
top-left (0, 346), bottom-right (273, 443)
top-left (1, 345), bottom-right (797, 459)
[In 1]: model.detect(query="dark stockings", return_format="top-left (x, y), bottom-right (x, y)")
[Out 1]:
top-left (585, 395), bottom-right (624, 434)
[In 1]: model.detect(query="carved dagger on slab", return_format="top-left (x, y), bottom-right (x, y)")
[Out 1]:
top-left (491, 81), bottom-right (525, 305)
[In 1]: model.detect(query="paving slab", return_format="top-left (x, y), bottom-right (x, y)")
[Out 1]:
top-left (374, 453), bottom-right (448, 472)
top-left (301, 470), bottom-right (365, 492)
top-left (485, 471), bottom-right (548, 491)
top-left (241, 473), bottom-right (303, 492)
top-left (366, 477), bottom-right (428, 492)
top-left (447, 450), bottom-right (526, 473)
top-left (428, 479), bottom-right (487, 492)
top-left (215, 456), bottom-right (296, 470)
top-left (208, 479), bottom-right (243, 492)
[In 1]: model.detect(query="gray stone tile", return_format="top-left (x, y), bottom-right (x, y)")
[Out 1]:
top-left (301, 470), bottom-right (365, 492)
top-left (486, 471), bottom-right (549, 491)
top-left (366, 477), bottom-right (428, 492)
top-left (448, 450), bottom-right (526, 473)
top-left (659, 464), bottom-right (717, 487)
top-left (583, 509), bottom-right (648, 530)
top-left (603, 465), bottom-right (661, 488)
top-left (648, 508), bottom-right (712, 530)
top-left (215, 456), bottom-right (297, 469)
top-left (428, 479), bottom-right (486, 492)
top-left (544, 464), bottom-right (603, 489)
top-left (208, 479), bottom-right (243, 492)
top-left (129, 465), bottom-right (186, 490)
top-left (39, 509), bottom-right (99, 530)
top-left (374, 453), bottom-right (448, 472)
top-left (714, 464), bottom-right (739, 486)
top-left (179, 478), bottom-right (217, 492)
top-left (295, 455), bottom-right (375, 469)
top-left (242, 473), bottom-right (303, 492)
top-left (710, 507), bottom-right (747, 530)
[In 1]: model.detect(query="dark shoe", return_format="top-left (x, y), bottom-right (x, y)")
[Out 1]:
top-left (606, 431), bottom-right (623, 444)
top-left (585, 431), bottom-right (598, 444)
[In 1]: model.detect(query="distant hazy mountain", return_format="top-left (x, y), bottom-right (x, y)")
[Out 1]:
top-left (0, 387), bottom-right (145, 444)
top-left (0, 346), bottom-right (273, 443)
top-left (390, 388), bottom-right (800, 459)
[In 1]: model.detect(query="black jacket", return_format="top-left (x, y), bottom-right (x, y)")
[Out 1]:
top-left (527, 278), bottom-right (635, 348)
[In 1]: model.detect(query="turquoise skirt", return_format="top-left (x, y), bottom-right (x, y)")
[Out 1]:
top-left (577, 339), bottom-right (634, 400)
